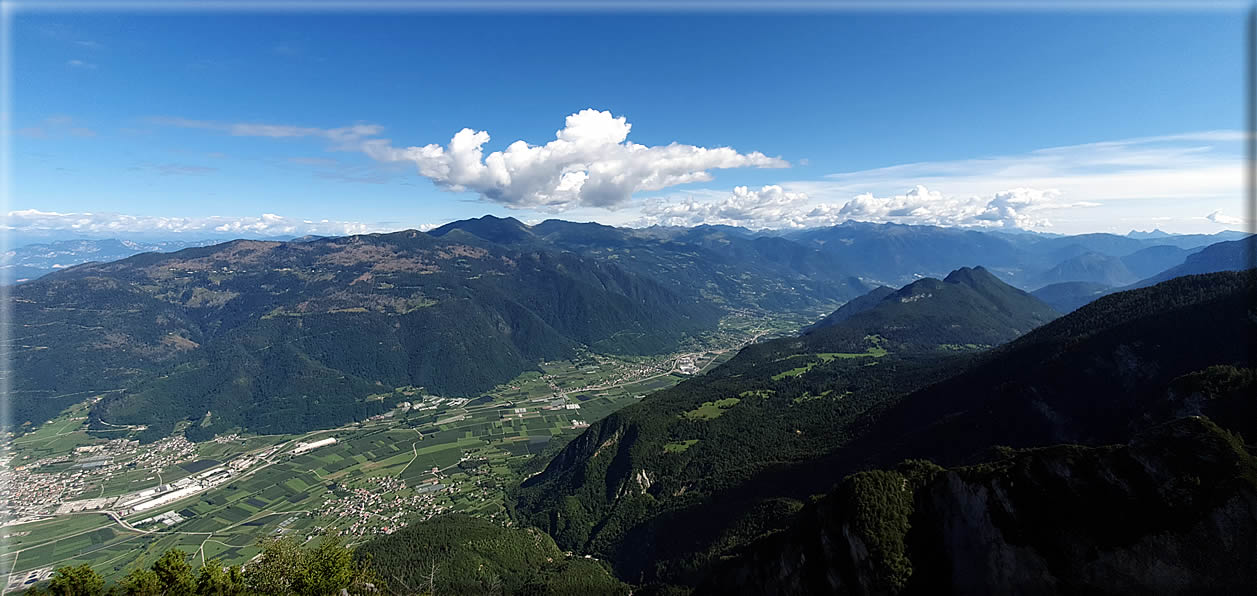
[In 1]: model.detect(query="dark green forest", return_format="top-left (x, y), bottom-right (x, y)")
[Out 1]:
top-left (512, 271), bottom-right (1256, 592)
top-left (355, 514), bottom-right (629, 595)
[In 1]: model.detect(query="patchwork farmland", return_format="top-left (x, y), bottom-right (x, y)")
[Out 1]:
top-left (1, 311), bottom-right (810, 589)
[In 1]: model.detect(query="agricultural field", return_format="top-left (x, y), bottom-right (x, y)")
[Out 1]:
top-left (1, 312), bottom-right (809, 588)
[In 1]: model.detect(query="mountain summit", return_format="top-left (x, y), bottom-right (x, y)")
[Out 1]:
top-left (428, 214), bottom-right (537, 245)
top-left (805, 265), bottom-right (1059, 352)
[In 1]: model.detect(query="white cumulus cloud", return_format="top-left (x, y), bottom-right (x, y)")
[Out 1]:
top-left (362, 108), bottom-right (788, 210)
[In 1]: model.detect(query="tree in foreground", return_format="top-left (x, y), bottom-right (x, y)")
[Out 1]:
top-left (194, 560), bottom-right (247, 596)
top-left (245, 535), bottom-right (376, 596)
top-left (43, 565), bottom-right (105, 596)
top-left (26, 535), bottom-right (373, 596)
top-left (114, 567), bottom-right (161, 596)
top-left (151, 549), bottom-right (197, 596)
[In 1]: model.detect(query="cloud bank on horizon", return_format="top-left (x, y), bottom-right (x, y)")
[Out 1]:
top-left (12, 110), bottom-right (1246, 237)
top-left (3, 210), bottom-right (398, 238)
top-left (636, 185), bottom-right (1095, 230)
top-left (637, 129), bottom-right (1243, 231)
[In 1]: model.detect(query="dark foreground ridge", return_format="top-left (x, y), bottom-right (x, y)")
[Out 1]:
top-left (512, 271), bottom-right (1256, 592)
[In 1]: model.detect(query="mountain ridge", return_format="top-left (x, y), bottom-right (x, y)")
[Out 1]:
top-left (511, 270), bottom-right (1254, 590)
top-left (10, 231), bottom-right (721, 437)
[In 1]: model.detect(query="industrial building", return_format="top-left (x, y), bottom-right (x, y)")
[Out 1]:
top-left (291, 437), bottom-right (337, 455)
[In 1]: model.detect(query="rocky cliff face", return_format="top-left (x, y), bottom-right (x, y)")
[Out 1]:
top-left (698, 416), bottom-right (1257, 596)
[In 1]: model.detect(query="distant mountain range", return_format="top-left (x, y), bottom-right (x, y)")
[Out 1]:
top-left (1126, 235), bottom-right (1256, 288)
top-left (1126, 228), bottom-right (1175, 239)
top-left (6, 222), bottom-right (1246, 290)
top-left (426, 217), bottom-right (1248, 300)
top-left (1031, 236), bottom-right (1256, 312)
top-left (2, 238), bottom-right (220, 283)
top-left (433, 217), bottom-right (871, 311)
top-left (7, 218), bottom-right (1251, 439)
top-left (1030, 280), bottom-right (1112, 313)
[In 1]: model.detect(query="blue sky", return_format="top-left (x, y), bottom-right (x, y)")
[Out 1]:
top-left (8, 9), bottom-right (1249, 238)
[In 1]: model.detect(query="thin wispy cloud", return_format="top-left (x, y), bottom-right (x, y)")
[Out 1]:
top-left (288, 157), bottom-right (340, 167)
top-left (275, 155), bottom-right (407, 185)
top-left (152, 163), bottom-right (218, 176)
top-left (66, 59), bottom-right (97, 69)
top-left (38, 22), bottom-right (106, 51)
top-left (784, 131), bottom-right (1243, 205)
top-left (149, 116), bottom-right (383, 148)
top-left (12, 116), bottom-right (97, 139)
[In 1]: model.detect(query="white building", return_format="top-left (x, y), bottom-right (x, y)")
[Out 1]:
top-left (291, 437), bottom-right (337, 455)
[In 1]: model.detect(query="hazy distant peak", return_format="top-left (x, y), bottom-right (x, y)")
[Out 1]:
top-left (1127, 228), bottom-right (1172, 239)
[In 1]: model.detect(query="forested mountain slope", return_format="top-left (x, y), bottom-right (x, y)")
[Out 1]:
top-left (10, 231), bottom-right (720, 436)
top-left (1030, 236), bottom-right (1252, 313)
top-left (1126, 235), bottom-right (1255, 289)
top-left (356, 514), bottom-right (630, 595)
top-left (800, 266), bottom-right (1059, 350)
top-left (699, 413), bottom-right (1257, 596)
top-left (512, 271), bottom-right (1254, 592)
top-left (439, 216), bottom-right (872, 311)
top-left (802, 285), bottom-right (895, 331)
top-left (511, 267), bottom-right (1058, 587)
top-left (1119, 243), bottom-right (1196, 278)
top-left (1030, 281), bottom-right (1112, 314)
